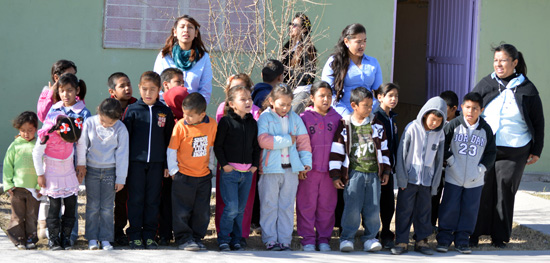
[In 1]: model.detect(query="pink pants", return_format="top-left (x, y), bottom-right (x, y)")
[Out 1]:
top-left (296, 170), bottom-right (337, 246)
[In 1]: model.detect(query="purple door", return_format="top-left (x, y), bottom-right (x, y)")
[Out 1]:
top-left (426, 0), bottom-right (478, 102)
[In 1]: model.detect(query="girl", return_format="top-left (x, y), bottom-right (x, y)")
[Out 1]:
top-left (33, 114), bottom-right (83, 250)
top-left (373, 83), bottom-right (400, 248)
top-left (297, 81), bottom-right (342, 251)
top-left (47, 73), bottom-right (91, 120)
top-left (215, 73), bottom-right (260, 122)
top-left (257, 84), bottom-right (312, 251)
top-left (37, 60), bottom-right (78, 122)
top-left (3, 111), bottom-right (40, 249)
top-left (214, 86), bottom-right (260, 251)
top-left (76, 98), bottom-right (129, 250)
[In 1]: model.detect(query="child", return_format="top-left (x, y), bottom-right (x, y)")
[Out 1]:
top-left (162, 68), bottom-right (189, 121)
top-left (214, 86), bottom-right (260, 251)
top-left (167, 93), bottom-right (217, 251)
top-left (330, 87), bottom-right (391, 253)
top-left (76, 98), bottom-right (129, 250)
top-left (122, 71), bottom-right (174, 249)
top-left (251, 59), bottom-right (284, 108)
top-left (391, 97), bottom-right (447, 255)
top-left (32, 114), bottom-right (83, 250)
top-left (297, 81), bottom-right (341, 252)
top-left (257, 84), bottom-right (312, 251)
top-left (37, 60), bottom-right (78, 122)
top-left (216, 73), bottom-right (260, 122)
top-left (47, 73), bottom-right (91, 120)
top-left (3, 111), bottom-right (40, 249)
top-left (373, 83), bottom-right (399, 248)
top-left (107, 71), bottom-right (136, 246)
top-left (436, 92), bottom-right (496, 254)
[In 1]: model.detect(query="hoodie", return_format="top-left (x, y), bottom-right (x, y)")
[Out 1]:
top-left (300, 106), bottom-right (342, 172)
top-left (395, 97), bottom-right (446, 195)
top-left (251, 82), bottom-right (273, 108)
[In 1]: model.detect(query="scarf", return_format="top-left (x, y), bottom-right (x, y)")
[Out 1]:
top-left (172, 45), bottom-right (198, 71)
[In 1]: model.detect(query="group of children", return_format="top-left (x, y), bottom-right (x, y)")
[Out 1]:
top-left (2, 58), bottom-right (496, 256)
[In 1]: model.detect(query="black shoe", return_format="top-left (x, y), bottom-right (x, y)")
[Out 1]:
top-left (231, 242), bottom-right (244, 251)
top-left (115, 235), bottom-right (129, 246)
top-left (129, 239), bottom-right (144, 249)
top-left (456, 245), bottom-right (472, 254)
top-left (219, 243), bottom-right (230, 251)
top-left (145, 239), bottom-right (159, 249)
top-left (48, 238), bottom-right (63, 250)
top-left (436, 243), bottom-right (449, 253)
top-left (240, 238), bottom-right (247, 249)
top-left (390, 243), bottom-right (408, 255)
top-left (158, 237), bottom-right (170, 246)
top-left (382, 238), bottom-right (395, 249)
top-left (469, 236), bottom-right (479, 247)
top-left (492, 240), bottom-right (506, 248)
top-left (61, 237), bottom-right (73, 250)
top-left (196, 240), bottom-right (207, 250)
top-left (414, 240), bottom-right (434, 255)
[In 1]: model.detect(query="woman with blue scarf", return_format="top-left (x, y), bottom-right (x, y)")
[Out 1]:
top-left (154, 15), bottom-right (213, 104)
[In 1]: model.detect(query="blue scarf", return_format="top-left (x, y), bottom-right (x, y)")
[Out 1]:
top-left (172, 45), bottom-right (198, 71)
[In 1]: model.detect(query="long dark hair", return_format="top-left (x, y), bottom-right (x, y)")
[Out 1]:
top-left (161, 15), bottom-right (207, 60)
top-left (330, 23), bottom-right (366, 102)
top-left (54, 73), bottom-right (86, 102)
top-left (51, 59), bottom-right (77, 83)
top-left (493, 43), bottom-right (527, 76)
top-left (282, 13), bottom-right (317, 86)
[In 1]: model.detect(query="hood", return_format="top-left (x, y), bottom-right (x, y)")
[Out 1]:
top-left (251, 83), bottom-right (273, 96)
top-left (415, 96), bottom-right (447, 132)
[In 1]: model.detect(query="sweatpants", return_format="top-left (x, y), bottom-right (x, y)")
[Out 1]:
top-left (296, 170), bottom-right (337, 246)
top-left (158, 176), bottom-right (173, 240)
top-left (437, 183), bottom-right (483, 246)
top-left (172, 172), bottom-right (212, 244)
top-left (258, 168), bottom-right (298, 244)
top-left (473, 144), bottom-right (530, 243)
top-left (126, 161), bottom-right (163, 241)
top-left (395, 183), bottom-right (432, 244)
top-left (7, 188), bottom-right (40, 245)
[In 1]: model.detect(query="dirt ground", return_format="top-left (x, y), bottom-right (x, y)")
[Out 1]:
top-left (1, 192), bottom-right (549, 251)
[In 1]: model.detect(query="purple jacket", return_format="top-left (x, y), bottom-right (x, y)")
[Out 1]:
top-left (300, 106), bottom-right (342, 172)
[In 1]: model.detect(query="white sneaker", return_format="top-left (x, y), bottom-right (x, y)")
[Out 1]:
top-left (88, 240), bottom-right (99, 250)
top-left (363, 238), bottom-right (382, 252)
top-left (339, 240), bottom-right (354, 252)
top-left (319, 243), bottom-right (331, 252)
top-left (101, 241), bottom-right (113, 250)
top-left (303, 244), bottom-right (316, 251)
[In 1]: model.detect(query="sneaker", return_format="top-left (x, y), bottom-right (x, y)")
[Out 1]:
top-left (178, 240), bottom-right (200, 251)
top-left (280, 243), bottom-right (291, 251)
top-left (62, 237), bottom-right (73, 250)
top-left (363, 238), bottom-right (382, 252)
top-left (231, 242), bottom-right (244, 251)
top-left (436, 243), bottom-right (449, 253)
top-left (158, 237), bottom-right (170, 246)
top-left (390, 243), bottom-right (408, 255)
top-left (129, 239), bottom-right (144, 249)
top-left (319, 243), bottom-right (331, 252)
top-left (16, 244), bottom-right (26, 250)
top-left (303, 244), bottom-right (316, 252)
top-left (115, 235), bottom-right (129, 246)
top-left (145, 239), bottom-right (158, 249)
top-left (455, 245), bottom-right (472, 254)
top-left (25, 243), bottom-right (36, 250)
top-left (381, 238), bottom-right (395, 249)
top-left (414, 240), bottom-right (434, 255)
top-left (101, 241), bottom-right (114, 250)
top-left (219, 243), bottom-right (231, 251)
top-left (48, 238), bottom-right (62, 250)
top-left (88, 240), bottom-right (100, 250)
top-left (339, 240), bottom-right (354, 252)
top-left (492, 240), bottom-right (506, 248)
top-left (240, 238), bottom-right (247, 249)
top-left (196, 240), bottom-right (207, 250)
top-left (265, 241), bottom-right (281, 251)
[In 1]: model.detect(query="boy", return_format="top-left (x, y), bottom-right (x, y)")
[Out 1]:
top-left (436, 92), bottom-right (496, 254)
top-left (161, 68), bottom-right (188, 121)
top-left (167, 93), bottom-right (217, 251)
top-left (330, 87), bottom-right (391, 252)
top-left (107, 72), bottom-right (137, 246)
top-left (122, 71), bottom-right (174, 249)
top-left (159, 67), bottom-right (184, 105)
top-left (251, 59), bottom-right (284, 108)
top-left (391, 96), bottom-right (447, 255)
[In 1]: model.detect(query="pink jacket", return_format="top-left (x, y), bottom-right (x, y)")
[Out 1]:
top-left (300, 107), bottom-right (342, 172)
top-left (216, 102), bottom-right (260, 122)
top-left (37, 112), bottom-right (74, 160)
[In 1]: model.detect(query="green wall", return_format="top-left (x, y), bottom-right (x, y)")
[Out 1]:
top-left (0, 0), bottom-right (395, 163)
top-left (476, 0), bottom-right (550, 174)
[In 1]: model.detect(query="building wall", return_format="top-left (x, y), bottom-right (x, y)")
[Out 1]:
top-left (476, 0), bottom-right (550, 173)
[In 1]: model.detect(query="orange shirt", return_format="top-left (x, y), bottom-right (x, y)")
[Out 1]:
top-left (168, 116), bottom-right (217, 177)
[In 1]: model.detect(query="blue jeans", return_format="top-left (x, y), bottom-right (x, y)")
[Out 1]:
top-left (218, 170), bottom-right (253, 245)
top-left (340, 170), bottom-right (381, 243)
top-left (85, 167), bottom-right (116, 241)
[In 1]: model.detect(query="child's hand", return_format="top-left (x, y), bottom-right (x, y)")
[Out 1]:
top-left (115, 184), bottom-right (124, 192)
top-left (333, 179), bottom-right (345, 189)
top-left (76, 165), bottom-right (86, 179)
top-left (298, 171), bottom-right (307, 180)
top-left (381, 174), bottom-right (389, 186)
top-left (400, 187), bottom-right (405, 190)
top-left (223, 165), bottom-right (235, 173)
top-left (249, 166), bottom-right (257, 174)
top-left (37, 175), bottom-right (46, 188)
top-left (291, 135), bottom-right (297, 145)
top-left (304, 165), bottom-right (311, 172)
top-left (7, 187), bottom-right (14, 196)
top-left (163, 169), bottom-right (170, 178)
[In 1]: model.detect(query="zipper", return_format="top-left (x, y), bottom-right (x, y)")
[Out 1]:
top-left (147, 105), bottom-right (153, 163)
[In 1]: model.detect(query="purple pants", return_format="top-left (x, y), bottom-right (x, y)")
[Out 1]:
top-left (296, 170), bottom-right (337, 246)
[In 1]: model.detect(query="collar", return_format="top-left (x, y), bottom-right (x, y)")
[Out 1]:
top-left (463, 116), bottom-right (480, 130)
top-left (350, 113), bottom-right (372, 126)
top-left (51, 100), bottom-right (86, 114)
top-left (184, 115), bottom-right (210, 125)
top-left (491, 72), bottom-right (525, 91)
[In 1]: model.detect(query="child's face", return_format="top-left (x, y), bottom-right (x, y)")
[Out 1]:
top-left (377, 89), bottom-right (398, 110)
top-left (59, 84), bottom-right (79, 107)
top-left (310, 87), bottom-right (332, 115)
top-left (351, 98), bottom-right (373, 121)
top-left (163, 74), bottom-right (184, 91)
top-left (19, 122), bottom-right (36, 142)
top-left (229, 89), bottom-right (252, 117)
top-left (99, 114), bottom-right (118, 128)
top-left (182, 108), bottom-right (206, 125)
top-left (424, 113), bottom-right (444, 131)
top-left (139, 80), bottom-right (160, 105)
top-left (461, 100), bottom-right (482, 126)
top-left (269, 95), bottom-right (293, 117)
top-left (109, 77), bottom-right (133, 102)
top-left (446, 105), bottom-right (457, 122)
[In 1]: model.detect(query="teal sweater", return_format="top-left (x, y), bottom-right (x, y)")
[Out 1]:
top-left (3, 136), bottom-right (40, 190)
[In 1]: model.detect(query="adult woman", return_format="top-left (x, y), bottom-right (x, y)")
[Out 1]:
top-left (471, 43), bottom-right (544, 248)
top-left (154, 15), bottom-right (213, 104)
top-left (321, 23), bottom-right (382, 116)
top-left (281, 13), bottom-right (317, 114)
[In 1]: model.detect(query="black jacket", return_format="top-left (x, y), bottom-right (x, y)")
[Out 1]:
top-left (214, 110), bottom-right (260, 168)
top-left (122, 99), bottom-right (174, 163)
top-left (373, 106), bottom-right (398, 170)
top-left (473, 74), bottom-right (544, 156)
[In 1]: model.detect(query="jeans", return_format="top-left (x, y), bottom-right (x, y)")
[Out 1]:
top-left (340, 170), bottom-right (381, 243)
top-left (218, 170), bottom-right (253, 245)
top-left (85, 166), bottom-right (116, 242)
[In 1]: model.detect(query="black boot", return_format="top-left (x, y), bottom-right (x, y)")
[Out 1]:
top-left (61, 224), bottom-right (74, 250)
top-left (48, 227), bottom-right (62, 250)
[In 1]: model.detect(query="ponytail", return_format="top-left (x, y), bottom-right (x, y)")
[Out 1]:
top-left (493, 43), bottom-right (527, 76)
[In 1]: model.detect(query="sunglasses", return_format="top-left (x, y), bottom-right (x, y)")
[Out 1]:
top-left (288, 22), bottom-right (301, 28)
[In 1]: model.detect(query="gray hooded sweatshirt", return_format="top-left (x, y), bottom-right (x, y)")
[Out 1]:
top-left (395, 97), bottom-right (447, 195)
